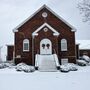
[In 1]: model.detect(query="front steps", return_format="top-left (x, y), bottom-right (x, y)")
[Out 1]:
top-left (35, 54), bottom-right (60, 72)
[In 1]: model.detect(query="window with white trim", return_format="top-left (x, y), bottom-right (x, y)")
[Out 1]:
top-left (61, 58), bottom-right (68, 65)
top-left (23, 39), bottom-right (29, 51)
top-left (61, 39), bottom-right (67, 51)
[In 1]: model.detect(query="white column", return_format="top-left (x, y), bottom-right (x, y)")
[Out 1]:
top-left (32, 35), bottom-right (35, 65)
top-left (0, 46), bottom-right (3, 62)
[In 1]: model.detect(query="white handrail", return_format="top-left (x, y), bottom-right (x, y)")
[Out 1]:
top-left (35, 54), bottom-right (39, 67)
top-left (53, 54), bottom-right (60, 67)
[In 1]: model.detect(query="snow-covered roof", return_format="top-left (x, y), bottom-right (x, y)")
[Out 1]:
top-left (6, 44), bottom-right (14, 46)
top-left (13, 4), bottom-right (76, 32)
top-left (6, 45), bottom-right (14, 46)
top-left (76, 40), bottom-right (90, 49)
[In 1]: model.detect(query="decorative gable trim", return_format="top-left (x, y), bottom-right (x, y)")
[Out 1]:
top-left (32, 23), bottom-right (60, 36)
top-left (13, 29), bottom-right (18, 32)
top-left (13, 4), bottom-right (76, 32)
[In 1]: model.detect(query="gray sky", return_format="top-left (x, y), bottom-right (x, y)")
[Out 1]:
top-left (0, 0), bottom-right (90, 60)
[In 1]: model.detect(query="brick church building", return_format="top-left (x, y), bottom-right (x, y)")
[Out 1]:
top-left (7, 5), bottom-right (78, 70)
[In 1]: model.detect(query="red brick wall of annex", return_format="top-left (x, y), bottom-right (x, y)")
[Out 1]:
top-left (7, 45), bottom-right (14, 61)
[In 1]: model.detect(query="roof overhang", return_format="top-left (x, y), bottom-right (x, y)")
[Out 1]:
top-left (6, 44), bottom-right (14, 46)
top-left (13, 4), bottom-right (76, 33)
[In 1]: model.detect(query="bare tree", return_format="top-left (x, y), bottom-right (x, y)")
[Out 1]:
top-left (78, 0), bottom-right (90, 22)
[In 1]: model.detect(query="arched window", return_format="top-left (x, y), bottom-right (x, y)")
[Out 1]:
top-left (61, 39), bottom-right (67, 51)
top-left (23, 39), bottom-right (29, 51)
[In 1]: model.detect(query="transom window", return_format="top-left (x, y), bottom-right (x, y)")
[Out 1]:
top-left (61, 39), bottom-right (67, 51)
top-left (23, 39), bottom-right (29, 51)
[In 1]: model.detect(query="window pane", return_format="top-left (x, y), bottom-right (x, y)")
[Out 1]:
top-left (23, 39), bottom-right (29, 51)
top-left (61, 39), bottom-right (67, 51)
top-left (24, 43), bottom-right (29, 50)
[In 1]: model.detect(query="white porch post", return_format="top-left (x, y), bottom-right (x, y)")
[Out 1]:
top-left (0, 46), bottom-right (3, 62)
top-left (32, 35), bottom-right (35, 65)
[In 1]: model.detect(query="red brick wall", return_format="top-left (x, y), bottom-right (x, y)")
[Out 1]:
top-left (76, 45), bottom-right (79, 59)
top-left (58, 32), bottom-right (76, 64)
top-left (79, 49), bottom-right (90, 57)
top-left (14, 7), bottom-right (76, 65)
top-left (7, 45), bottom-right (14, 61)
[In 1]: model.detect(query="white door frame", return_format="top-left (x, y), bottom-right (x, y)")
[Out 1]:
top-left (40, 38), bottom-right (52, 55)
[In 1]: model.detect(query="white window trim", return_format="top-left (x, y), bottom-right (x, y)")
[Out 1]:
top-left (23, 39), bottom-right (29, 52)
top-left (61, 49), bottom-right (67, 51)
top-left (61, 39), bottom-right (68, 51)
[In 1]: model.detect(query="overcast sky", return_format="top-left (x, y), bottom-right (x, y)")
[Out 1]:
top-left (0, 0), bottom-right (90, 60)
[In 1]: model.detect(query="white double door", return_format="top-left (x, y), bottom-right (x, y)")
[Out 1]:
top-left (40, 38), bottom-right (52, 55)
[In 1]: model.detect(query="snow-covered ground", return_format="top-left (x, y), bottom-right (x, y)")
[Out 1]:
top-left (0, 66), bottom-right (90, 90)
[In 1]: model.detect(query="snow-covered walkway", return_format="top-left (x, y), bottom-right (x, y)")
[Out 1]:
top-left (0, 66), bottom-right (90, 90)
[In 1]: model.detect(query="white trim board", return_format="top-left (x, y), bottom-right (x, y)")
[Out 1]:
top-left (13, 5), bottom-right (76, 33)
top-left (32, 23), bottom-right (60, 36)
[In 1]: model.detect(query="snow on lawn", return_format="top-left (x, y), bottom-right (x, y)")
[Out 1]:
top-left (0, 66), bottom-right (90, 90)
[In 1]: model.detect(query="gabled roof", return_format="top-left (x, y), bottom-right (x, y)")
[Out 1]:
top-left (32, 23), bottom-right (60, 36)
top-left (13, 4), bottom-right (76, 32)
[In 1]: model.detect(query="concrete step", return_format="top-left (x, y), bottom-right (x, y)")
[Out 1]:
top-left (37, 55), bottom-right (57, 72)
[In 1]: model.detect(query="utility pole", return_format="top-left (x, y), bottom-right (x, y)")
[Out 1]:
top-left (0, 46), bottom-right (3, 62)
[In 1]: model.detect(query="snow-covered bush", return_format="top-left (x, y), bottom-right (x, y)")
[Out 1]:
top-left (16, 63), bottom-right (35, 73)
top-left (77, 60), bottom-right (87, 66)
top-left (0, 63), bottom-right (7, 69)
top-left (66, 63), bottom-right (78, 71)
top-left (87, 62), bottom-right (90, 66)
top-left (82, 55), bottom-right (90, 63)
top-left (24, 66), bottom-right (35, 73)
top-left (5, 62), bottom-right (14, 67)
top-left (0, 62), bottom-right (14, 69)
top-left (60, 65), bottom-right (70, 72)
top-left (60, 63), bottom-right (78, 72)
top-left (77, 55), bottom-right (90, 66)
